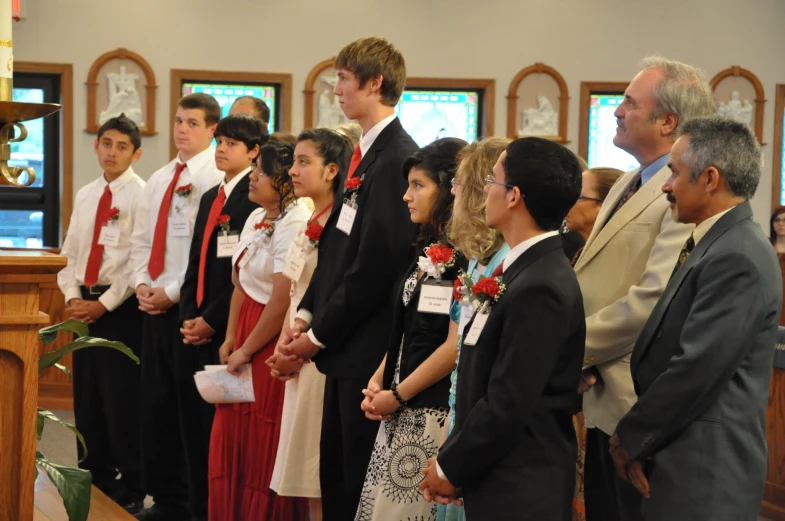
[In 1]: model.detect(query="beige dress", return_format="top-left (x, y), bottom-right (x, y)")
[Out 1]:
top-left (269, 220), bottom-right (325, 498)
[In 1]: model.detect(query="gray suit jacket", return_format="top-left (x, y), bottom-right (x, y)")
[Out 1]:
top-left (616, 201), bottom-right (782, 521)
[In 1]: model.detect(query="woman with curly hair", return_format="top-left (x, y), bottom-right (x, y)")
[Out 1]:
top-left (436, 137), bottom-right (511, 521)
top-left (208, 141), bottom-right (311, 521)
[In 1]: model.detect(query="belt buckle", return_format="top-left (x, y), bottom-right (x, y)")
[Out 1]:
top-left (88, 286), bottom-right (102, 295)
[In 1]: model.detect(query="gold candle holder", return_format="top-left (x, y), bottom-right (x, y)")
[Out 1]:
top-left (0, 99), bottom-right (62, 187)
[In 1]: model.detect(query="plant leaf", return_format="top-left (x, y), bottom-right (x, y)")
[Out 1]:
top-left (37, 411), bottom-right (45, 440)
top-left (39, 337), bottom-right (139, 374)
top-left (54, 363), bottom-right (72, 380)
top-left (38, 408), bottom-right (88, 462)
top-left (36, 451), bottom-right (92, 521)
top-left (38, 319), bottom-right (89, 344)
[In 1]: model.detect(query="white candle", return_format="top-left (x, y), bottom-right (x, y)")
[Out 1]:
top-left (0, 0), bottom-right (12, 80)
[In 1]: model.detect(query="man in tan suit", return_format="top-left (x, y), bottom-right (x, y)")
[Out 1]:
top-left (574, 56), bottom-right (715, 521)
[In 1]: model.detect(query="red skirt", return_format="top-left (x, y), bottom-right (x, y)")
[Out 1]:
top-left (208, 295), bottom-right (307, 521)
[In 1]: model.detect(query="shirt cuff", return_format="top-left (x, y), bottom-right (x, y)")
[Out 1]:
top-left (307, 329), bottom-right (325, 348)
top-left (98, 292), bottom-right (121, 313)
top-left (134, 274), bottom-right (151, 289)
top-left (295, 309), bottom-right (313, 325)
top-left (64, 287), bottom-right (82, 306)
top-left (436, 461), bottom-right (447, 480)
top-left (164, 282), bottom-right (180, 304)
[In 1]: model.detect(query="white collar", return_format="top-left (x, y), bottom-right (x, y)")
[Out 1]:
top-left (502, 230), bottom-right (560, 272)
top-left (176, 146), bottom-right (215, 173)
top-left (692, 206), bottom-right (736, 246)
top-left (359, 114), bottom-right (397, 157)
top-left (220, 166), bottom-right (252, 199)
top-left (101, 166), bottom-right (136, 192)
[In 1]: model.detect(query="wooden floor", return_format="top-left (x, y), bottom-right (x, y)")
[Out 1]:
top-left (33, 473), bottom-right (135, 521)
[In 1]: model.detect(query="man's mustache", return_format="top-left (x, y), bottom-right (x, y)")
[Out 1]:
top-left (666, 194), bottom-right (676, 204)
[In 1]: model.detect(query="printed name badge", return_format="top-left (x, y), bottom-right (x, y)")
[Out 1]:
top-left (216, 232), bottom-right (240, 258)
top-left (458, 304), bottom-right (474, 336)
top-left (169, 215), bottom-right (190, 237)
top-left (463, 312), bottom-right (489, 346)
top-left (417, 280), bottom-right (454, 315)
top-left (237, 245), bottom-right (255, 269)
top-left (283, 245), bottom-right (306, 282)
top-left (97, 225), bottom-right (121, 247)
top-left (336, 202), bottom-right (357, 235)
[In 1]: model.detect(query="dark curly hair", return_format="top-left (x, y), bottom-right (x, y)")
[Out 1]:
top-left (402, 137), bottom-right (467, 249)
top-left (257, 141), bottom-right (296, 216)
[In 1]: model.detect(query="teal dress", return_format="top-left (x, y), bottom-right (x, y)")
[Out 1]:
top-left (436, 245), bottom-right (509, 521)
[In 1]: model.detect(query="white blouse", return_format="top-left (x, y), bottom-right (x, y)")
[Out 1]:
top-left (233, 201), bottom-right (311, 305)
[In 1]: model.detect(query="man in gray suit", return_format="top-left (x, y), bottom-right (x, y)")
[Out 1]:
top-left (611, 116), bottom-right (783, 520)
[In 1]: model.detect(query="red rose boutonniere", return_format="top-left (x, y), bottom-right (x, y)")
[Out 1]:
top-left (345, 177), bottom-right (362, 192)
top-left (254, 220), bottom-right (274, 237)
top-left (471, 275), bottom-right (506, 310)
top-left (175, 184), bottom-right (193, 198)
top-left (105, 206), bottom-right (120, 224)
top-left (418, 243), bottom-right (457, 279)
top-left (216, 214), bottom-right (231, 233)
top-left (304, 220), bottom-right (324, 246)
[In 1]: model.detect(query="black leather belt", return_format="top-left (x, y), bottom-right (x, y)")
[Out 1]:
top-left (80, 285), bottom-right (111, 300)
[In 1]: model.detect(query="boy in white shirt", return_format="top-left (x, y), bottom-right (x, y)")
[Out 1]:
top-left (58, 114), bottom-right (146, 514)
top-left (129, 94), bottom-right (223, 521)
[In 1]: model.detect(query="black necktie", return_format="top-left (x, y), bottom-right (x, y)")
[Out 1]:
top-left (669, 233), bottom-right (695, 280)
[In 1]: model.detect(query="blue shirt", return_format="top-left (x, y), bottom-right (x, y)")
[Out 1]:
top-left (640, 153), bottom-right (670, 186)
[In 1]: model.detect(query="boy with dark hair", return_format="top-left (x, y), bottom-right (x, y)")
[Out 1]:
top-left (130, 93), bottom-right (223, 521)
top-left (58, 113), bottom-right (146, 514)
top-left (177, 114), bottom-right (268, 518)
top-left (279, 36), bottom-right (418, 520)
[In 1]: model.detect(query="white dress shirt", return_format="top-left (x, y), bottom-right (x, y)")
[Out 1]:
top-left (436, 229), bottom-right (560, 480)
top-left (129, 147), bottom-right (223, 303)
top-left (692, 207), bottom-right (734, 246)
top-left (58, 167), bottom-right (146, 311)
top-left (233, 202), bottom-right (311, 305)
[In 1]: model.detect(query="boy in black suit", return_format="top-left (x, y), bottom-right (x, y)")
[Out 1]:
top-left (421, 138), bottom-right (586, 521)
top-left (176, 114), bottom-right (267, 520)
top-left (279, 37), bottom-right (418, 520)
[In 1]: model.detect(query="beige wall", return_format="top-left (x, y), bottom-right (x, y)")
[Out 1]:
top-left (14, 0), bottom-right (785, 228)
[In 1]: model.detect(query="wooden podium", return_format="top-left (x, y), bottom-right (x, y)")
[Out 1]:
top-left (763, 366), bottom-right (785, 520)
top-left (0, 250), bottom-right (67, 521)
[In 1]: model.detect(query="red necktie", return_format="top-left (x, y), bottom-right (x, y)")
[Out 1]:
top-left (196, 186), bottom-right (227, 307)
top-left (84, 185), bottom-right (113, 288)
top-left (148, 162), bottom-right (186, 281)
top-left (491, 263), bottom-right (504, 278)
top-left (347, 144), bottom-right (362, 179)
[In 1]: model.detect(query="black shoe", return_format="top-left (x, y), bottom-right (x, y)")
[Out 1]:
top-left (133, 504), bottom-right (190, 521)
top-left (120, 499), bottom-right (144, 515)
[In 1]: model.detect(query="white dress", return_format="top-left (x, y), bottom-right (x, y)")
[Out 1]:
top-left (269, 217), bottom-right (326, 498)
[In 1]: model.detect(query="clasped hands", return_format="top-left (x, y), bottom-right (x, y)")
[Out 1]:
top-left (136, 284), bottom-right (174, 315)
top-left (65, 298), bottom-right (106, 324)
top-left (181, 316), bottom-right (215, 345)
top-left (273, 318), bottom-right (320, 370)
top-left (419, 457), bottom-right (463, 506)
top-left (359, 380), bottom-right (400, 421)
top-left (609, 432), bottom-right (651, 499)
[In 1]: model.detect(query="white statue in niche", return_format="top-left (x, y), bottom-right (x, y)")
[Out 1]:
top-left (519, 95), bottom-right (559, 137)
top-left (99, 66), bottom-right (144, 127)
top-left (717, 90), bottom-right (753, 127)
top-left (317, 74), bottom-right (345, 129)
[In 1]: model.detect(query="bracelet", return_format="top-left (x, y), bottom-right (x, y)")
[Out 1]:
top-left (390, 383), bottom-right (408, 407)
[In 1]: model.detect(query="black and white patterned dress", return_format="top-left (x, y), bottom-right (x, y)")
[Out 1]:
top-left (354, 270), bottom-right (450, 521)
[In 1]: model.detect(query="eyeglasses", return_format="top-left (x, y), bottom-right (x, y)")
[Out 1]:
top-left (483, 174), bottom-right (515, 190)
top-left (773, 218), bottom-right (785, 224)
top-left (577, 195), bottom-right (604, 203)
top-left (450, 178), bottom-right (460, 187)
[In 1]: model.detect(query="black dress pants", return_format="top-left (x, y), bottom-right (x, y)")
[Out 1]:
top-left (73, 290), bottom-right (144, 500)
top-left (319, 374), bottom-right (380, 521)
top-left (141, 304), bottom-right (213, 519)
top-left (584, 427), bottom-right (644, 521)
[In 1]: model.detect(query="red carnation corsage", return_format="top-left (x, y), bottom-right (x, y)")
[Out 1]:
top-left (216, 214), bottom-right (231, 232)
top-left (304, 220), bottom-right (324, 245)
top-left (106, 206), bottom-right (120, 224)
top-left (471, 276), bottom-right (506, 306)
top-left (345, 177), bottom-right (363, 192)
top-left (175, 184), bottom-right (193, 197)
top-left (254, 220), bottom-right (274, 237)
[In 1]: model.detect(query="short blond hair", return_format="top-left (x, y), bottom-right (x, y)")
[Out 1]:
top-left (447, 137), bottom-right (510, 263)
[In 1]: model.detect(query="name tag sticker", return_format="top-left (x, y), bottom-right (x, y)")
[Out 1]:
top-left (458, 304), bottom-right (474, 336)
top-left (283, 246), bottom-right (307, 282)
top-left (336, 202), bottom-right (357, 235)
top-left (237, 246), bottom-right (254, 269)
top-left (417, 280), bottom-right (454, 315)
top-left (463, 312), bottom-right (489, 346)
top-left (97, 225), bottom-right (121, 247)
top-left (216, 233), bottom-right (240, 258)
top-left (169, 215), bottom-right (191, 237)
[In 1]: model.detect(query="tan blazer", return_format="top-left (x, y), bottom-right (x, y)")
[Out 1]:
top-left (575, 165), bottom-right (693, 435)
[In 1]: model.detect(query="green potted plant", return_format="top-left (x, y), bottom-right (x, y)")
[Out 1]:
top-left (36, 319), bottom-right (139, 521)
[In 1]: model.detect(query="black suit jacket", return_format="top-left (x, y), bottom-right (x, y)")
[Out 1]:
top-left (180, 172), bottom-right (259, 340)
top-left (616, 201), bottom-right (782, 520)
top-left (381, 252), bottom-right (469, 409)
top-left (437, 235), bottom-right (586, 521)
top-left (299, 118), bottom-right (418, 378)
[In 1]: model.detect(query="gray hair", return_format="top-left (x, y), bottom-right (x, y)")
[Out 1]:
top-left (640, 55), bottom-right (716, 134)
top-left (678, 115), bottom-right (761, 198)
